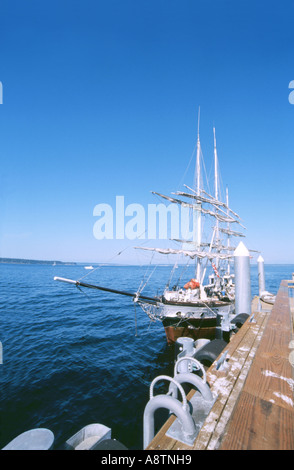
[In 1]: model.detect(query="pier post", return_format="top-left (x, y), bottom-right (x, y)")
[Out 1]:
top-left (257, 255), bottom-right (266, 295)
top-left (234, 242), bottom-right (251, 315)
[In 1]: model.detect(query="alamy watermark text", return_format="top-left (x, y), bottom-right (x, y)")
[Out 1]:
top-left (289, 80), bottom-right (294, 104)
top-left (93, 196), bottom-right (198, 241)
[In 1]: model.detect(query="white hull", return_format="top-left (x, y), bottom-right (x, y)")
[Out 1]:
top-left (159, 301), bottom-right (234, 319)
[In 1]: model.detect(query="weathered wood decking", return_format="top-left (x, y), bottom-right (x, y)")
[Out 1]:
top-left (147, 280), bottom-right (294, 450)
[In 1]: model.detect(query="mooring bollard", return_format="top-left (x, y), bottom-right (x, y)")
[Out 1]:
top-left (257, 255), bottom-right (266, 295)
top-left (234, 242), bottom-right (251, 315)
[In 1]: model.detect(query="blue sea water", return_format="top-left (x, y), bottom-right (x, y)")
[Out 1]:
top-left (0, 263), bottom-right (293, 450)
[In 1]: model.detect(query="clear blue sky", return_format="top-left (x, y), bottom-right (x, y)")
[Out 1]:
top-left (1, 0), bottom-right (294, 264)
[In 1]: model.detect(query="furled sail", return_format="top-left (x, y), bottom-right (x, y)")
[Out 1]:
top-left (171, 239), bottom-right (258, 253)
top-left (151, 191), bottom-right (240, 224)
top-left (184, 184), bottom-right (241, 220)
top-left (174, 190), bottom-right (245, 228)
top-left (218, 227), bottom-right (245, 237)
top-left (171, 239), bottom-right (210, 246)
top-left (134, 246), bottom-right (233, 260)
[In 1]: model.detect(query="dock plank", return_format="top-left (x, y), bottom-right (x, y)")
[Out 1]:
top-left (219, 391), bottom-right (294, 450)
top-left (219, 281), bottom-right (294, 450)
top-left (205, 314), bottom-right (269, 450)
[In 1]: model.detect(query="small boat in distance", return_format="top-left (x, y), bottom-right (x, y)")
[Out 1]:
top-left (84, 266), bottom-right (94, 270)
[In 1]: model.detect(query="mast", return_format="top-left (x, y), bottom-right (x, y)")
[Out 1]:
top-left (226, 186), bottom-right (231, 274)
top-left (213, 127), bottom-right (220, 271)
top-left (196, 108), bottom-right (201, 197)
top-left (195, 107), bottom-right (202, 281)
top-left (213, 128), bottom-right (218, 202)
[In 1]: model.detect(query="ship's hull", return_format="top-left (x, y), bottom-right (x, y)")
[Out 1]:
top-left (161, 298), bottom-right (232, 317)
top-left (139, 297), bottom-right (234, 345)
top-left (162, 316), bottom-right (219, 344)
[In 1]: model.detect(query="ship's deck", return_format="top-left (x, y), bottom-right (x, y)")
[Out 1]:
top-left (146, 279), bottom-right (294, 450)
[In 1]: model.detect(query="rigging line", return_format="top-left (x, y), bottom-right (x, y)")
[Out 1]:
top-left (217, 160), bottom-right (225, 206)
top-left (147, 319), bottom-right (154, 331)
top-left (139, 264), bottom-right (157, 294)
top-left (132, 229), bottom-right (151, 248)
top-left (175, 142), bottom-right (198, 193)
top-left (171, 317), bottom-right (210, 336)
top-left (77, 262), bottom-right (109, 281)
top-left (205, 147), bottom-right (216, 197)
top-left (137, 252), bottom-right (155, 294)
top-left (200, 299), bottom-right (218, 317)
top-left (78, 229), bottom-right (148, 282)
top-left (175, 258), bottom-right (190, 287)
top-left (76, 249), bottom-right (129, 282)
top-left (166, 262), bottom-right (178, 288)
top-left (134, 303), bottom-right (138, 337)
top-left (201, 147), bottom-right (211, 196)
top-left (76, 284), bottom-right (97, 307)
top-left (172, 317), bottom-right (187, 328)
top-left (174, 316), bottom-right (200, 332)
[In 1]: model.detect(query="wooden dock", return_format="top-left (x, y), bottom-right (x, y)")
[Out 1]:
top-left (146, 280), bottom-right (294, 450)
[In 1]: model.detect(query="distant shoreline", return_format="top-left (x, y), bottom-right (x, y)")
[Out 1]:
top-left (0, 257), bottom-right (293, 267)
top-left (0, 258), bottom-right (77, 265)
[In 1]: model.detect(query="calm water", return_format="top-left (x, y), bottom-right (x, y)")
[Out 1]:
top-left (1, 263), bottom-right (293, 449)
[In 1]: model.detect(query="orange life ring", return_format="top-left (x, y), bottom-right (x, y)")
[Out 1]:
top-left (184, 278), bottom-right (200, 290)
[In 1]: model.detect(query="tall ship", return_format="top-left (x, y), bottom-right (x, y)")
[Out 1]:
top-left (55, 112), bottom-right (252, 344)
top-left (132, 112), bottom-right (248, 343)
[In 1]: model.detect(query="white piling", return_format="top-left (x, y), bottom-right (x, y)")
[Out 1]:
top-left (257, 255), bottom-right (266, 295)
top-left (234, 242), bottom-right (251, 315)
